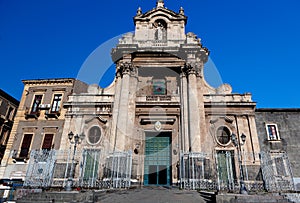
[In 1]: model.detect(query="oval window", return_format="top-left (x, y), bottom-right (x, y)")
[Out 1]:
top-left (88, 126), bottom-right (101, 144)
top-left (216, 126), bottom-right (231, 145)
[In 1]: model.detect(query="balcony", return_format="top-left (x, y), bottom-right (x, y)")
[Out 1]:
top-left (24, 108), bottom-right (40, 119)
top-left (146, 95), bottom-right (171, 101)
top-left (45, 108), bottom-right (61, 119)
top-left (11, 149), bottom-right (30, 163)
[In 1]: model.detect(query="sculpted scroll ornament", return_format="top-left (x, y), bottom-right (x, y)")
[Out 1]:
top-left (217, 84), bottom-right (232, 94)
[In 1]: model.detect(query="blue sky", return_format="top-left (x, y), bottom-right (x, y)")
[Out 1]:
top-left (0, 0), bottom-right (300, 108)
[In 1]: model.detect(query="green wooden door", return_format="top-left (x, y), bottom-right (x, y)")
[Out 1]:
top-left (217, 150), bottom-right (236, 190)
top-left (144, 132), bottom-right (171, 186)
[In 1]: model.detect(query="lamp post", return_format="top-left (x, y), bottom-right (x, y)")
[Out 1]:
top-left (231, 133), bottom-right (248, 195)
top-left (65, 131), bottom-right (83, 191)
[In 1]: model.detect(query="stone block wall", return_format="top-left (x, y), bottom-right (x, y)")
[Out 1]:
top-left (255, 109), bottom-right (300, 190)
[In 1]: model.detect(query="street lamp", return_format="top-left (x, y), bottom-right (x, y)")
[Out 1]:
top-left (231, 133), bottom-right (248, 195)
top-left (65, 131), bottom-right (84, 191)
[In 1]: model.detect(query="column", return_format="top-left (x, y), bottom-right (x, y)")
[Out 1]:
top-left (114, 61), bottom-right (132, 152)
top-left (185, 63), bottom-right (201, 152)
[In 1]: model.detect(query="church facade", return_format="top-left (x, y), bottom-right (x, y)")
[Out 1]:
top-left (0, 0), bottom-right (297, 193)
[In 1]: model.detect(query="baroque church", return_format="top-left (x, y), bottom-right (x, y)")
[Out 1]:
top-left (0, 0), bottom-right (298, 195)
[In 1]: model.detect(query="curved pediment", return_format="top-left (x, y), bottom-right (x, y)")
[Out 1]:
top-left (134, 7), bottom-right (187, 24)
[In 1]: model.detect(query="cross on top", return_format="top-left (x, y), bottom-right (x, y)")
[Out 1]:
top-left (157, 0), bottom-right (165, 8)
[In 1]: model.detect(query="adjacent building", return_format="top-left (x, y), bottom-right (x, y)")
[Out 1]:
top-left (256, 108), bottom-right (300, 191)
top-left (0, 79), bottom-right (88, 180)
top-left (0, 89), bottom-right (19, 164)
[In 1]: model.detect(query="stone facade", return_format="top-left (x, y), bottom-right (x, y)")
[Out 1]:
top-left (58, 1), bottom-right (261, 190)
top-left (0, 89), bottom-right (19, 164)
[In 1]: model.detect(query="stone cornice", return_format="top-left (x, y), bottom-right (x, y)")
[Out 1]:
top-left (256, 108), bottom-right (300, 112)
top-left (22, 78), bottom-right (75, 85)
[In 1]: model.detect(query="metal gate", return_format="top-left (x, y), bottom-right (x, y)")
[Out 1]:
top-left (79, 149), bottom-right (101, 188)
top-left (216, 150), bottom-right (236, 191)
top-left (260, 151), bottom-right (295, 192)
top-left (180, 152), bottom-right (216, 190)
top-left (24, 149), bottom-right (56, 187)
top-left (104, 151), bottom-right (132, 188)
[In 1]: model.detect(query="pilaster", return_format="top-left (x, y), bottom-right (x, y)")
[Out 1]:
top-left (180, 71), bottom-right (189, 152)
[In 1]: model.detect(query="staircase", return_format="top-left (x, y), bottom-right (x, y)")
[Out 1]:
top-left (198, 191), bottom-right (216, 202)
top-left (216, 193), bottom-right (291, 203)
top-left (16, 191), bottom-right (95, 203)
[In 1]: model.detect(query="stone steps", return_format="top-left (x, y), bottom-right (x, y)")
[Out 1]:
top-left (16, 189), bottom-right (294, 203)
top-left (198, 190), bottom-right (216, 202)
top-left (216, 193), bottom-right (291, 203)
top-left (16, 191), bottom-right (94, 203)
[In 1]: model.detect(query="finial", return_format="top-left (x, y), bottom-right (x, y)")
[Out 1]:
top-left (156, 0), bottom-right (165, 8)
top-left (179, 7), bottom-right (184, 15)
top-left (137, 7), bottom-right (142, 15)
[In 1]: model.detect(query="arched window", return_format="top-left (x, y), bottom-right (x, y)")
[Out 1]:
top-left (154, 19), bottom-right (167, 41)
top-left (216, 126), bottom-right (231, 145)
top-left (88, 126), bottom-right (101, 144)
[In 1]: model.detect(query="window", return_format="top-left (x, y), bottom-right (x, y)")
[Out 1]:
top-left (266, 124), bottom-right (280, 140)
top-left (6, 106), bottom-right (14, 120)
top-left (88, 126), bottom-right (101, 144)
top-left (216, 126), bottom-right (231, 145)
top-left (42, 134), bottom-right (54, 150)
top-left (19, 134), bottom-right (33, 158)
top-left (0, 129), bottom-right (9, 146)
top-left (153, 79), bottom-right (166, 95)
top-left (51, 94), bottom-right (62, 113)
top-left (31, 95), bottom-right (43, 114)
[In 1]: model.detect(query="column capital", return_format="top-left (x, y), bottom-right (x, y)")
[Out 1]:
top-left (182, 62), bottom-right (196, 75)
top-left (182, 62), bottom-right (202, 77)
top-left (117, 61), bottom-right (136, 77)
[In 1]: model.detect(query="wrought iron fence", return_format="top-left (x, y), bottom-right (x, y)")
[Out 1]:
top-left (179, 151), bottom-right (265, 192)
top-left (23, 149), bottom-right (56, 188)
top-left (23, 149), bottom-right (132, 189)
top-left (180, 152), bottom-right (216, 190)
top-left (260, 151), bottom-right (295, 192)
top-left (21, 149), bottom-right (291, 193)
top-left (103, 151), bottom-right (132, 188)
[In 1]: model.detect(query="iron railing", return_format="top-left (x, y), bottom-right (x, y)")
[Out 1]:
top-left (22, 149), bottom-right (132, 189)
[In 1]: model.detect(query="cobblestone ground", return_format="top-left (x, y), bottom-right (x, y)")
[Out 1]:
top-left (96, 186), bottom-right (206, 203)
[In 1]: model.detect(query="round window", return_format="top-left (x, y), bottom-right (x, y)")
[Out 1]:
top-left (88, 126), bottom-right (101, 144)
top-left (216, 126), bottom-right (231, 145)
